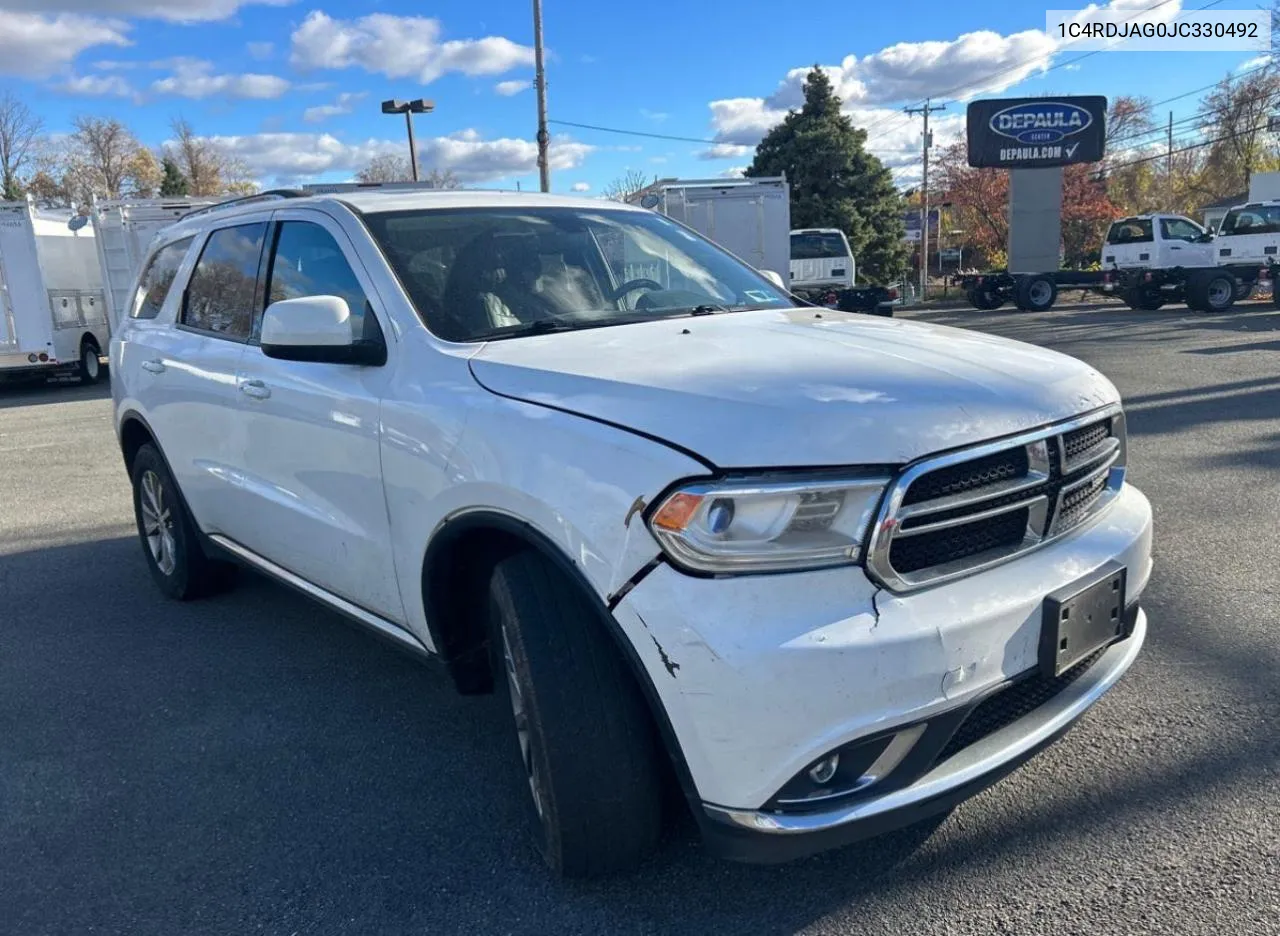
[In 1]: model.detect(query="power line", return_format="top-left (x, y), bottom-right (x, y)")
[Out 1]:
top-left (548, 119), bottom-right (720, 146)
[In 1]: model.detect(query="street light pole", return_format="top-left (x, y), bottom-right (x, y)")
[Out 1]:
top-left (404, 112), bottom-right (419, 181)
top-left (381, 99), bottom-right (434, 183)
top-left (533, 0), bottom-right (551, 192)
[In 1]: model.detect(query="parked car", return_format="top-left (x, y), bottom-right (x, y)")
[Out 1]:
top-left (111, 188), bottom-right (1152, 876)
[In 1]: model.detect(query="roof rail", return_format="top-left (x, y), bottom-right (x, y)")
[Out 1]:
top-left (179, 188), bottom-right (309, 221)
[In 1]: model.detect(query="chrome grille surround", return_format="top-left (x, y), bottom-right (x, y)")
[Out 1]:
top-left (865, 405), bottom-right (1127, 593)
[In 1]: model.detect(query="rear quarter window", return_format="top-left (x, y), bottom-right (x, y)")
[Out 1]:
top-left (130, 237), bottom-right (194, 320)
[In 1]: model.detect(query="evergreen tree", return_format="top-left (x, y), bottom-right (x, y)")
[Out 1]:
top-left (746, 68), bottom-right (908, 283)
top-left (159, 156), bottom-right (189, 196)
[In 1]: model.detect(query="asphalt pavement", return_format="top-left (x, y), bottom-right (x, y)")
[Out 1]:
top-left (2, 303), bottom-right (1278, 935)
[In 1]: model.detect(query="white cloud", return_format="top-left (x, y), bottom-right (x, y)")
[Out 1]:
top-left (195, 131), bottom-right (592, 185)
top-left (640, 108), bottom-right (668, 122)
top-left (705, 0), bottom-right (1177, 151)
top-left (151, 58), bottom-right (289, 99)
top-left (247, 41), bottom-right (274, 60)
top-left (494, 79), bottom-right (530, 96)
top-left (698, 142), bottom-right (753, 160)
top-left (1, 0), bottom-right (291, 24)
top-left (0, 12), bottom-right (130, 78)
top-left (571, 181), bottom-right (590, 192)
top-left (56, 73), bottom-right (133, 96)
top-left (719, 166), bottom-right (747, 179)
top-left (1236, 54), bottom-right (1271, 73)
top-left (303, 91), bottom-right (367, 123)
top-left (290, 11), bottom-right (535, 83)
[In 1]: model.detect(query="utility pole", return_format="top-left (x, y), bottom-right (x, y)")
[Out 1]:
top-left (1167, 110), bottom-right (1173, 178)
top-left (905, 99), bottom-right (946, 300)
top-left (533, 0), bottom-right (551, 192)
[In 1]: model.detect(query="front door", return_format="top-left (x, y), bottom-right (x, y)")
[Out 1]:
top-left (229, 209), bottom-right (404, 623)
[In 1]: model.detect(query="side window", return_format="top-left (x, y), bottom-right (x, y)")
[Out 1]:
top-left (182, 222), bottom-right (266, 340)
top-left (1160, 219), bottom-right (1201, 242)
top-left (130, 237), bottom-right (193, 320)
top-left (266, 221), bottom-right (371, 337)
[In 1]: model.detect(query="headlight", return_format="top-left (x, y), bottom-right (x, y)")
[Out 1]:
top-left (648, 474), bottom-right (889, 574)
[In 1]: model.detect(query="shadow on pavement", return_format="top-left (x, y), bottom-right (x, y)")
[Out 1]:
top-left (0, 375), bottom-right (111, 410)
top-left (1, 532), bottom-right (1275, 935)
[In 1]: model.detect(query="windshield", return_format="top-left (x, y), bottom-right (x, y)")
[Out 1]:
top-left (791, 232), bottom-right (850, 260)
top-left (1105, 219), bottom-right (1153, 245)
top-left (362, 206), bottom-right (792, 342)
top-left (1219, 205), bottom-right (1280, 236)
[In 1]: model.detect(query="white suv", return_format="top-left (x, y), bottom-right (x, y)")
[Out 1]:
top-left (111, 189), bottom-right (1153, 876)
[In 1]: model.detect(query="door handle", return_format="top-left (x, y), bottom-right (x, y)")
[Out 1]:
top-left (141, 359), bottom-right (165, 374)
top-left (239, 379), bottom-right (271, 400)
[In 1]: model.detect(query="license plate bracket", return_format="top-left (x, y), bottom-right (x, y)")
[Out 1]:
top-left (1040, 561), bottom-right (1127, 677)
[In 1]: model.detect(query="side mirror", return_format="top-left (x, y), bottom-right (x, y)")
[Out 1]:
top-left (260, 295), bottom-right (386, 366)
top-left (758, 269), bottom-right (787, 289)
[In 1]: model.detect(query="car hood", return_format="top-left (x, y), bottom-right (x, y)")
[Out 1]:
top-left (468, 308), bottom-right (1119, 468)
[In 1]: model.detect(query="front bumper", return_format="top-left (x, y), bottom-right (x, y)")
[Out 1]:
top-left (613, 483), bottom-right (1152, 852)
top-left (701, 608), bottom-right (1145, 862)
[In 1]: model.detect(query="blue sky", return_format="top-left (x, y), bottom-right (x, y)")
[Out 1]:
top-left (0, 0), bottom-right (1268, 192)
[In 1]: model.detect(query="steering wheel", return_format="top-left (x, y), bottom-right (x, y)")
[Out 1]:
top-left (608, 278), bottom-right (662, 302)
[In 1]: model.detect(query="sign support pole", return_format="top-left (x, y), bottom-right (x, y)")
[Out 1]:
top-left (905, 99), bottom-right (946, 300)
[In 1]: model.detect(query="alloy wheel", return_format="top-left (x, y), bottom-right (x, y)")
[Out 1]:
top-left (140, 470), bottom-right (177, 576)
top-left (501, 622), bottom-right (545, 819)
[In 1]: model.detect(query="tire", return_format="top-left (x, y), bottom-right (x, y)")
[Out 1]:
top-left (1015, 275), bottom-right (1057, 312)
top-left (1128, 286), bottom-right (1164, 311)
top-left (969, 286), bottom-right (1003, 310)
top-left (1234, 280), bottom-right (1253, 302)
top-left (78, 340), bottom-right (102, 385)
top-left (489, 550), bottom-right (662, 877)
top-left (1187, 270), bottom-right (1236, 314)
top-left (130, 443), bottom-right (236, 600)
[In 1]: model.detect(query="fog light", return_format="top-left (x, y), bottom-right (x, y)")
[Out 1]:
top-left (27, 353), bottom-right (37, 363)
top-left (38, 352), bottom-right (48, 362)
top-left (807, 753), bottom-right (839, 785)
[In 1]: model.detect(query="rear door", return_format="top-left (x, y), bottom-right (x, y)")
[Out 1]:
top-left (134, 220), bottom-right (267, 534)
top-left (228, 209), bottom-right (404, 622)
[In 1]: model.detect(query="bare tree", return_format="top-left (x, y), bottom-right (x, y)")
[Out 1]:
top-left (1202, 68), bottom-right (1280, 192)
top-left (354, 156), bottom-right (462, 188)
top-left (72, 116), bottom-right (142, 198)
top-left (423, 167), bottom-right (463, 189)
top-left (167, 117), bottom-right (226, 196)
top-left (602, 168), bottom-right (655, 202)
top-left (0, 92), bottom-right (43, 200)
top-left (356, 153), bottom-right (412, 183)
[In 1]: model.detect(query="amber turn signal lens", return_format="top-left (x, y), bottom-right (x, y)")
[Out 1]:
top-left (651, 492), bottom-right (703, 531)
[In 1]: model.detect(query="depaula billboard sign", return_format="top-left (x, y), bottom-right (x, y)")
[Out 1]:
top-left (966, 96), bottom-right (1106, 169)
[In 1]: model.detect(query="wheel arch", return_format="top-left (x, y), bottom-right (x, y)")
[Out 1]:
top-left (420, 509), bottom-right (702, 811)
top-left (118, 408), bottom-right (158, 475)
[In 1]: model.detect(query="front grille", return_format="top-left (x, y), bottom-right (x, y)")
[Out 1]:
top-left (935, 647), bottom-right (1108, 764)
top-left (867, 409), bottom-right (1126, 591)
top-left (891, 508), bottom-right (1028, 573)
top-left (1063, 419), bottom-right (1110, 461)
top-left (902, 448), bottom-right (1028, 505)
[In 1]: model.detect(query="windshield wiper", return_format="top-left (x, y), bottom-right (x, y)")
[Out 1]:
top-left (467, 318), bottom-right (581, 342)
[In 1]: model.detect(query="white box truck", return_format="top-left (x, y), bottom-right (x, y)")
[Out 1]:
top-left (91, 197), bottom-right (220, 332)
top-left (0, 198), bottom-right (109, 384)
top-left (631, 177), bottom-right (791, 281)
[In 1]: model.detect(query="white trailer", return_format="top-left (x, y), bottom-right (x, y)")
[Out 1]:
top-left (0, 198), bottom-right (109, 383)
top-left (631, 177), bottom-right (791, 281)
top-left (91, 197), bottom-right (219, 331)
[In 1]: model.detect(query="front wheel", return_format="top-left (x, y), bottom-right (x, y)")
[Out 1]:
top-left (130, 443), bottom-right (236, 600)
top-left (489, 551), bottom-right (663, 877)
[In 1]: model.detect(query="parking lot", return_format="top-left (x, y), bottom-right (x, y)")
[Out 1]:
top-left (2, 301), bottom-right (1278, 936)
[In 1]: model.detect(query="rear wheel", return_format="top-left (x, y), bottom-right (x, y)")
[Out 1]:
top-left (78, 339), bottom-right (102, 385)
top-left (969, 286), bottom-right (1004, 310)
top-left (1015, 275), bottom-right (1057, 312)
top-left (1126, 286), bottom-right (1164, 311)
top-left (488, 550), bottom-right (663, 877)
top-left (130, 443), bottom-right (236, 600)
top-left (1234, 280), bottom-right (1253, 302)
